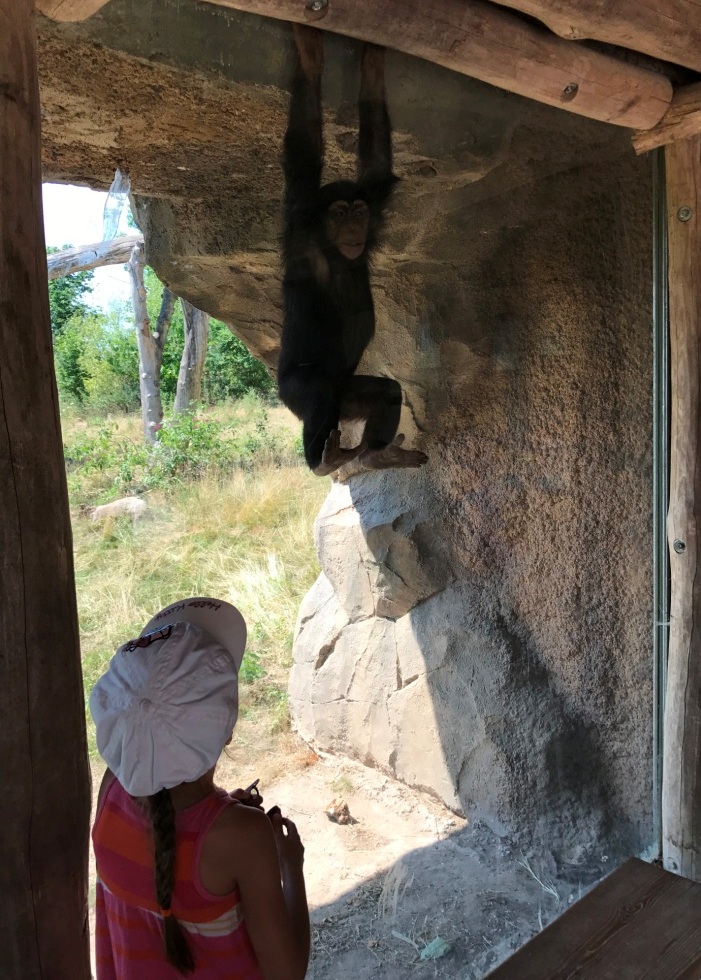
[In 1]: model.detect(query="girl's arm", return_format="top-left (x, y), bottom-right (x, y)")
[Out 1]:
top-left (201, 804), bottom-right (310, 980)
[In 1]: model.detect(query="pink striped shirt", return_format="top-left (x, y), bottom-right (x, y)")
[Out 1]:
top-left (93, 775), bottom-right (265, 979)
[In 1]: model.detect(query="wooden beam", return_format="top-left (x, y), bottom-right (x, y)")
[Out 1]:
top-left (0, 1), bottom-right (91, 977)
top-left (36, 0), bottom-right (110, 20)
top-left (196, 0), bottom-right (671, 130)
top-left (633, 83), bottom-right (701, 155)
top-left (488, 0), bottom-right (701, 76)
top-left (47, 233), bottom-right (143, 279)
top-left (36, 0), bottom-right (671, 128)
top-left (664, 134), bottom-right (701, 884)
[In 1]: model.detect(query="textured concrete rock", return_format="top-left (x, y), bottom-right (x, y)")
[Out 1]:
top-left (38, 0), bottom-right (655, 863)
top-left (313, 482), bottom-right (449, 621)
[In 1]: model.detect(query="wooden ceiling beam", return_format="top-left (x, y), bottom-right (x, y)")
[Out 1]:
top-left (488, 0), bottom-right (701, 75)
top-left (633, 83), bottom-right (701, 154)
top-left (37, 0), bottom-right (671, 130)
top-left (200, 0), bottom-right (671, 130)
top-left (36, 0), bottom-right (111, 20)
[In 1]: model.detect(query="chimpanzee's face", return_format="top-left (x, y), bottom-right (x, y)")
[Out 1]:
top-left (324, 199), bottom-right (370, 261)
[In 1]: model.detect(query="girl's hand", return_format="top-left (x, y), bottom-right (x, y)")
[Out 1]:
top-left (269, 810), bottom-right (305, 868)
top-left (231, 786), bottom-right (264, 810)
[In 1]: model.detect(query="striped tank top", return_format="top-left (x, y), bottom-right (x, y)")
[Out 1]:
top-left (93, 775), bottom-right (264, 979)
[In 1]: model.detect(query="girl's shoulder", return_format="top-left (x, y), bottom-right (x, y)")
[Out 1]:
top-left (208, 795), bottom-right (271, 845)
top-left (199, 797), bottom-right (275, 896)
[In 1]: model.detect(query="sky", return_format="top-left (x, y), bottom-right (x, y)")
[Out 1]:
top-left (42, 183), bottom-right (132, 312)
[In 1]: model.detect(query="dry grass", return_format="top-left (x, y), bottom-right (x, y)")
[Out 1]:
top-left (67, 403), bottom-right (328, 757)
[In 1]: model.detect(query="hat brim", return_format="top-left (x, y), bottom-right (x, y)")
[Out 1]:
top-left (140, 597), bottom-right (246, 673)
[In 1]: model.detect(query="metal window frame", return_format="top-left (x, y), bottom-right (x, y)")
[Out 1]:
top-left (652, 147), bottom-right (669, 858)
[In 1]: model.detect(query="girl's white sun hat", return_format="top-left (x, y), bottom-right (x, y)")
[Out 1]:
top-left (90, 598), bottom-right (246, 797)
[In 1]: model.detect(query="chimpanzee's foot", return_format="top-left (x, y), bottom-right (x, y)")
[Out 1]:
top-left (293, 23), bottom-right (324, 76)
top-left (313, 430), bottom-right (366, 476)
top-left (359, 434), bottom-right (428, 471)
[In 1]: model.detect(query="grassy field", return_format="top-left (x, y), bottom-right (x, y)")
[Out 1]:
top-left (63, 399), bottom-right (328, 766)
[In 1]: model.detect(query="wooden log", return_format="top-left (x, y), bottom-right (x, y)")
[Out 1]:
top-left (128, 243), bottom-right (164, 444)
top-left (664, 135), bottom-right (701, 883)
top-left (36, 0), bottom-right (110, 20)
top-left (47, 233), bottom-right (143, 279)
top-left (174, 300), bottom-right (210, 414)
top-left (488, 0), bottom-right (701, 75)
top-left (633, 83), bottom-right (701, 154)
top-left (196, 0), bottom-right (671, 130)
top-left (37, 0), bottom-right (672, 129)
top-left (0, 2), bottom-right (91, 977)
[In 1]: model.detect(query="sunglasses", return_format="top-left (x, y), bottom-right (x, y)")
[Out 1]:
top-left (125, 624), bottom-right (174, 652)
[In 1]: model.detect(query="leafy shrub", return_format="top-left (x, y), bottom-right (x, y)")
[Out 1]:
top-left (54, 318), bottom-right (90, 402)
top-left (63, 399), bottom-right (297, 504)
top-left (54, 311), bottom-right (140, 412)
top-left (147, 413), bottom-right (232, 481)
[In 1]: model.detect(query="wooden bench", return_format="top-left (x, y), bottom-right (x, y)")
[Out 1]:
top-left (486, 858), bottom-right (701, 979)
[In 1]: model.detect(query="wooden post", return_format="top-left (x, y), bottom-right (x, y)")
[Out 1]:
top-left (174, 300), bottom-right (210, 414)
top-left (0, 2), bottom-right (91, 976)
top-left (128, 242), bottom-right (164, 444)
top-left (664, 135), bottom-right (701, 882)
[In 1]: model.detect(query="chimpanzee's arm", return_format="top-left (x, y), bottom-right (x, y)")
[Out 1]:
top-left (358, 44), bottom-right (396, 197)
top-left (283, 25), bottom-right (324, 225)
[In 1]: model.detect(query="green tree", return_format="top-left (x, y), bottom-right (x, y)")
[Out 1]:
top-left (54, 309), bottom-right (140, 411)
top-left (204, 320), bottom-right (274, 402)
top-left (46, 246), bottom-right (95, 334)
top-left (142, 267), bottom-right (273, 404)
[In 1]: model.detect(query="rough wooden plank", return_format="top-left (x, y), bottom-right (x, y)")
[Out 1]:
top-left (632, 84), bottom-right (701, 154)
top-left (47, 233), bottom-right (143, 278)
top-left (488, 0), bottom-right (701, 75)
top-left (36, 0), bottom-right (110, 20)
top-left (664, 136), bottom-right (701, 884)
top-left (38, 0), bottom-right (672, 129)
top-left (486, 859), bottom-right (701, 979)
top-left (197, 0), bottom-right (671, 130)
top-left (0, 1), bottom-right (91, 977)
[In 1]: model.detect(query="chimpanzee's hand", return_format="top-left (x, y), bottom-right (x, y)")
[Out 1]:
top-left (293, 23), bottom-right (324, 76)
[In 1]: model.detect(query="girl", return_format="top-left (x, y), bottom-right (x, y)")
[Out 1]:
top-left (90, 597), bottom-right (310, 979)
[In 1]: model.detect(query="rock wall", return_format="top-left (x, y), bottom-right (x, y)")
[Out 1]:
top-left (290, 145), bottom-right (655, 862)
top-left (38, 0), bottom-right (655, 862)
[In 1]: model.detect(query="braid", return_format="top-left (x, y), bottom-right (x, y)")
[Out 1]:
top-left (147, 789), bottom-right (195, 974)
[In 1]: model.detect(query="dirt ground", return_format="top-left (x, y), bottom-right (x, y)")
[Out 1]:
top-left (90, 736), bottom-right (607, 979)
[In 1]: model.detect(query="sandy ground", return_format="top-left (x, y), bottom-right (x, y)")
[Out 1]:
top-left (90, 741), bottom-right (606, 979)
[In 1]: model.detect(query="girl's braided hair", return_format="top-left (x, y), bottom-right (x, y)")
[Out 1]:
top-left (147, 788), bottom-right (195, 974)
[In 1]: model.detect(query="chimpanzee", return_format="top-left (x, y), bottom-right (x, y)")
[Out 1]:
top-left (277, 24), bottom-right (428, 476)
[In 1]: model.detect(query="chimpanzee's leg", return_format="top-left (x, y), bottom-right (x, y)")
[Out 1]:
top-left (340, 375), bottom-right (401, 447)
top-left (279, 367), bottom-right (366, 476)
top-left (340, 375), bottom-right (428, 471)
